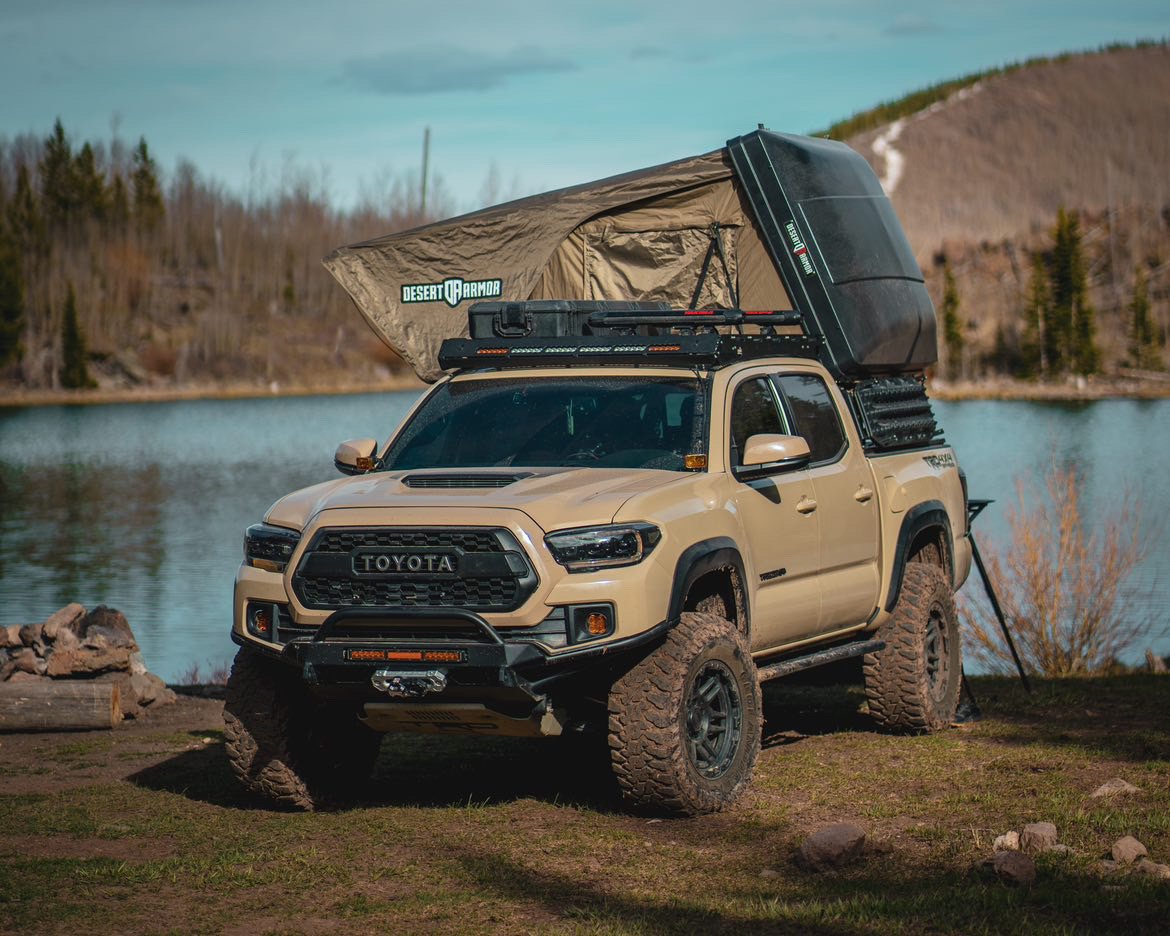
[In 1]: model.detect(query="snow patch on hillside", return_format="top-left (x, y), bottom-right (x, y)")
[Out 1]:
top-left (871, 82), bottom-right (985, 196)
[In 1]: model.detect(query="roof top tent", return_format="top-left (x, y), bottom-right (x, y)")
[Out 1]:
top-left (323, 128), bottom-right (937, 384)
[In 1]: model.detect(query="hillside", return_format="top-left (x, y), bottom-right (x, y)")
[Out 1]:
top-left (840, 43), bottom-right (1170, 378)
top-left (845, 43), bottom-right (1170, 255)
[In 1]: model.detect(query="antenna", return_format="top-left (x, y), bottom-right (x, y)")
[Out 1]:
top-left (420, 126), bottom-right (431, 217)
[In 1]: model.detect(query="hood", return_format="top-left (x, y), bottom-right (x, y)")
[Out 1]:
top-left (264, 467), bottom-right (690, 534)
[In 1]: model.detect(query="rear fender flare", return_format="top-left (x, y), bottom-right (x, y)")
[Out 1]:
top-left (884, 501), bottom-right (952, 612)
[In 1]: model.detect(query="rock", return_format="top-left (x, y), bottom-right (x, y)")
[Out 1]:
top-left (1020, 822), bottom-right (1059, 854)
top-left (1112, 836), bottom-right (1148, 864)
top-left (759, 868), bottom-right (781, 879)
top-left (1091, 778), bottom-right (1140, 798)
top-left (12, 648), bottom-right (43, 676)
top-left (1136, 859), bottom-right (1170, 880)
top-left (130, 671), bottom-right (167, 706)
top-left (1044, 844), bottom-right (1075, 857)
top-left (79, 607), bottom-right (138, 651)
top-left (18, 620), bottom-right (45, 653)
top-left (992, 851), bottom-right (1036, 886)
top-left (6, 671), bottom-right (49, 684)
top-left (45, 645), bottom-right (133, 677)
top-left (3, 625), bottom-right (20, 648)
top-left (128, 651), bottom-right (148, 677)
top-left (41, 603), bottom-right (86, 642)
top-left (798, 823), bottom-right (867, 871)
top-left (0, 627), bottom-right (10, 649)
top-left (994, 831), bottom-right (1020, 852)
top-left (51, 627), bottom-right (80, 653)
top-left (1098, 859), bottom-right (1120, 875)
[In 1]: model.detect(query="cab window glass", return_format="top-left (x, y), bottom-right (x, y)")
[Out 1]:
top-left (729, 377), bottom-right (786, 465)
top-left (775, 374), bottom-right (846, 464)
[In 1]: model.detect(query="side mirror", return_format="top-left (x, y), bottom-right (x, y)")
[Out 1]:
top-left (738, 433), bottom-right (811, 477)
top-left (334, 438), bottom-right (379, 475)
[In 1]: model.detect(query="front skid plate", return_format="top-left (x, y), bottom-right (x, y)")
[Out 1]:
top-left (361, 701), bottom-right (566, 737)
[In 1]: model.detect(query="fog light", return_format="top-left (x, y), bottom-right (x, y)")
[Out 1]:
top-left (569, 603), bottom-right (615, 642)
top-left (247, 604), bottom-right (272, 639)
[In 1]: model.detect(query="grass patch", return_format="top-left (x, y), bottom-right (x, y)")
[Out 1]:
top-left (1, 674), bottom-right (1167, 934)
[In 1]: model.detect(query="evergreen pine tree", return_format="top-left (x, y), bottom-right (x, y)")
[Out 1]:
top-left (941, 261), bottom-right (963, 379)
top-left (73, 142), bottom-right (108, 222)
top-left (108, 173), bottom-right (130, 230)
top-left (0, 199), bottom-right (24, 368)
top-left (1129, 265), bottom-right (1160, 369)
top-left (131, 138), bottom-right (164, 231)
top-left (39, 118), bottom-right (79, 231)
top-left (59, 283), bottom-right (93, 389)
top-left (9, 165), bottom-right (47, 259)
top-left (1020, 252), bottom-right (1048, 377)
top-left (1047, 207), bottom-right (1099, 375)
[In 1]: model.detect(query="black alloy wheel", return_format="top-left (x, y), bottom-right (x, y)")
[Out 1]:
top-left (686, 660), bottom-right (743, 779)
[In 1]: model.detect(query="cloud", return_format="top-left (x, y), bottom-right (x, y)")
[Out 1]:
top-left (629, 45), bottom-right (667, 60)
top-left (342, 45), bottom-right (575, 95)
top-left (884, 14), bottom-right (941, 36)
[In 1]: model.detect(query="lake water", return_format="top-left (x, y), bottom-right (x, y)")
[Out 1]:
top-left (1, 392), bottom-right (1166, 681)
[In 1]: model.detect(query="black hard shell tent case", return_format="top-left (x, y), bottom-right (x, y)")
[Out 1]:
top-left (726, 129), bottom-right (935, 379)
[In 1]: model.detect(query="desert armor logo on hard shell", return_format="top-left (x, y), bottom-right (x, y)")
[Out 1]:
top-left (784, 221), bottom-right (816, 277)
top-left (401, 277), bottom-right (503, 307)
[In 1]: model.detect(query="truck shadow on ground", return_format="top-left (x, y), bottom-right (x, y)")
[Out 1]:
top-left (128, 681), bottom-right (874, 813)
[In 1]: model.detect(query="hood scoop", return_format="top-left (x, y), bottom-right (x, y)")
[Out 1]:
top-left (402, 472), bottom-right (535, 489)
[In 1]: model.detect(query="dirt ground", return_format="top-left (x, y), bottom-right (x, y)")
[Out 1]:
top-left (1, 674), bottom-right (1167, 935)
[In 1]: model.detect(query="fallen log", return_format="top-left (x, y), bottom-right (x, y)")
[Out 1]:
top-left (0, 680), bottom-right (122, 731)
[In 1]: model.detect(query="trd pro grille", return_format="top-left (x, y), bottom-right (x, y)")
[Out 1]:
top-left (291, 526), bottom-right (536, 613)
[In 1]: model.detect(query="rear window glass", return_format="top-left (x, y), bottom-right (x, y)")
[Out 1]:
top-left (775, 374), bottom-right (846, 464)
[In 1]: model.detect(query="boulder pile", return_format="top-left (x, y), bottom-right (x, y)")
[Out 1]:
top-left (0, 603), bottom-right (176, 718)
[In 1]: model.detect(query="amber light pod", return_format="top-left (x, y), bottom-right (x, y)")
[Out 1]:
top-left (684, 454), bottom-right (708, 470)
top-left (586, 612), bottom-right (608, 636)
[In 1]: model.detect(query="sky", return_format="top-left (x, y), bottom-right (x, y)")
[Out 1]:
top-left (1, 0), bottom-right (1167, 213)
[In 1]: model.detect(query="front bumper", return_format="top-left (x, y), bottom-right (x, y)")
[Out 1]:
top-left (232, 606), bottom-right (673, 713)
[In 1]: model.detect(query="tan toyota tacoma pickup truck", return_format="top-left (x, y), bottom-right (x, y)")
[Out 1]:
top-left (225, 302), bottom-right (971, 816)
top-left (224, 129), bottom-right (972, 815)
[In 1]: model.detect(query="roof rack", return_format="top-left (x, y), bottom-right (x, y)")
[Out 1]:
top-left (438, 300), bottom-right (815, 371)
top-left (438, 333), bottom-right (822, 372)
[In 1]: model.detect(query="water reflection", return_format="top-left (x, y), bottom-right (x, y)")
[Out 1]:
top-left (1, 393), bottom-right (1165, 681)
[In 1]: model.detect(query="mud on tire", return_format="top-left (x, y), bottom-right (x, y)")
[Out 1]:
top-left (607, 612), bottom-right (761, 816)
top-left (863, 562), bottom-right (961, 733)
top-left (223, 647), bottom-right (382, 809)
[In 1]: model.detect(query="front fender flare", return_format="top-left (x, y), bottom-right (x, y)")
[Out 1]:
top-left (667, 537), bottom-right (750, 634)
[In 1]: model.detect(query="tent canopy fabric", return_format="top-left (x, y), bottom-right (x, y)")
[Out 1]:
top-left (323, 149), bottom-right (791, 382)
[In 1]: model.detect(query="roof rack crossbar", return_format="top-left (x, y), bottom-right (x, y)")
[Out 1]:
top-left (589, 310), bottom-right (801, 330)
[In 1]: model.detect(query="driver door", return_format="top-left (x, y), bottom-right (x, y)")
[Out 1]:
top-left (726, 374), bottom-right (822, 652)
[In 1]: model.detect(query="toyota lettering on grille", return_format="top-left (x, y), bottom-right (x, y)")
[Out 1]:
top-left (352, 550), bottom-right (458, 575)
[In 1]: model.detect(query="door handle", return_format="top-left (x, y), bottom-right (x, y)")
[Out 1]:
top-left (796, 496), bottom-right (818, 515)
top-left (854, 486), bottom-right (874, 503)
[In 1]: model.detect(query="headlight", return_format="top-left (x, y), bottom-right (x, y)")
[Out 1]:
top-left (544, 523), bottom-right (661, 572)
top-left (244, 523), bottom-right (300, 573)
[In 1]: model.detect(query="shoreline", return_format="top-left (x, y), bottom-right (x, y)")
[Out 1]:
top-left (2, 374), bottom-right (1168, 408)
top-left (0, 375), bottom-right (426, 408)
top-left (929, 376), bottom-right (1170, 402)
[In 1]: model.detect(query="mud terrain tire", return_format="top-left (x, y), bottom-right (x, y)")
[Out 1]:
top-left (608, 612), bottom-right (760, 816)
top-left (863, 562), bottom-right (961, 732)
top-left (223, 647), bottom-right (381, 809)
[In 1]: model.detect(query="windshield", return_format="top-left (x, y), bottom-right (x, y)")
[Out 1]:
top-left (383, 376), bottom-right (703, 471)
